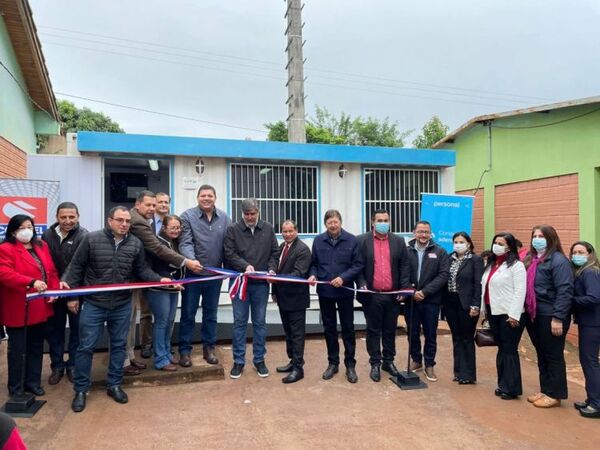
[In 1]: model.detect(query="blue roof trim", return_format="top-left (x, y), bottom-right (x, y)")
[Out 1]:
top-left (77, 131), bottom-right (455, 167)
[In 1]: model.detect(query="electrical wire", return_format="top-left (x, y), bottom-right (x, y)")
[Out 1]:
top-left (491, 107), bottom-right (600, 129)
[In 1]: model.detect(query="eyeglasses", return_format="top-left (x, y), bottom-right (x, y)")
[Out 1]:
top-left (415, 230), bottom-right (431, 235)
top-left (166, 226), bottom-right (181, 231)
top-left (110, 218), bottom-right (131, 224)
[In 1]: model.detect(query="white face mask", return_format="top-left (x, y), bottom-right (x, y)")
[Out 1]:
top-left (492, 244), bottom-right (507, 256)
top-left (453, 243), bottom-right (468, 254)
top-left (16, 228), bottom-right (34, 244)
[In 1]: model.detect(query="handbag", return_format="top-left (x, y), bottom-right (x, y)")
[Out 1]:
top-left (475, 319), bottom-right (497, 347)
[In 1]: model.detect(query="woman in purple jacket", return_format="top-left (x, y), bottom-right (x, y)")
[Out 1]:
top-left (570, 241), bottom-right (600, 419)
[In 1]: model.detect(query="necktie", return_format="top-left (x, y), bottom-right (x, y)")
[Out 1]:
top-left (279, 244), bottom-right (290, 268)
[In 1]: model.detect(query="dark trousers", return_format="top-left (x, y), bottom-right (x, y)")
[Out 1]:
top-left (579, 325), bottom-right (600, 409)
top-left (362, 294), bottom-right (401, 365)
top-left (488, 310), bottom-right (525, 396)
top-left (46, 299), bottom-right (80, 371)
top-left (74, 301), bottom-right (132, 393)
top-left (279, 308), bottom-right (306, 370)
top-left (405, 301), bottom-right (440, 367)
top-left (526, 314), bottom-right (570, 399)
top-left (6, 323), bottom-right (47, 395)
top-left (444, 293), bottom-right (478, 381)
top-left (319, 296), bottom-right (356, 367)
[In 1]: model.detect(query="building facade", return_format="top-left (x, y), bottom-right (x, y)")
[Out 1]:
top-left (0, 0), bottom-right (61, 178)
top-left (434, 96), bottom-right (600, 252)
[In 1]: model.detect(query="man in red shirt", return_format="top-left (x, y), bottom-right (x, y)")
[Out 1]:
top-left (357, 209), bottom-right (411, 382)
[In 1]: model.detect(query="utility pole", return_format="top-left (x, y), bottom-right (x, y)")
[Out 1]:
top-left (285, 0), bottom-right (306, 143)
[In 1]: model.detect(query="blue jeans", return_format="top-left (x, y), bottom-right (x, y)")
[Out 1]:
top-left (405, 301), bottom-right (440, 367)
top-left (232, 282), bottom-right (269, 365)
top-left (146, 290), bottom-right (178, 369)
top-left (178, 279), bottom-right (222, 355)
top-left (73, 301), bottom-right (132, 393)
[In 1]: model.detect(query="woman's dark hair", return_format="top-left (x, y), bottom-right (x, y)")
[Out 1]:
top-left (452, 231), bottom-right (474, 252)
top-left (2, 214), bottom-right (40, 246)
top-left (524, 224), bottom-right (564, 267)
top-left (569, 241), bottom-right (600, 276)
top-left (480, 250), bottom-right (492, 260)
top-left (162, 214), bottom-right (181, 229)
top-left (486, 232), bottom-right (519, 268)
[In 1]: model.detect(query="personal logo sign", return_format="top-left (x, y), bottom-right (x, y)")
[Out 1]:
top-left (420, 193), bottom-right (474, 253)
top-left (0, 196), bottom-right (49, 238)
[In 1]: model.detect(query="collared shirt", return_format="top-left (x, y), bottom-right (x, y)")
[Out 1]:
top-left (55, 226), bottom-right (67, 244)
top-left (153, 214), bottom-right (164, 235)
top-left (416, 241), bottom-right (429, 283)
top-left (372, 232), bottom-right (393, 291)
top-left (279, 240), bottom-right (294, 266)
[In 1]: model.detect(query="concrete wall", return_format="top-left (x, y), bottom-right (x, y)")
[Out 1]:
top-left (448, 105), bottom-right (600, 247)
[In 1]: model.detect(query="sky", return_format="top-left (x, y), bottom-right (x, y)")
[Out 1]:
top-left (28, 0), bottom-right (600, 145)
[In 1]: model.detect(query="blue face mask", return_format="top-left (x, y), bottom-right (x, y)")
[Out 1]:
top-left (374, 222), bottom-right (390, 234)
top-left (532, 237), bottom-right (547, 251)
top-left (572, 255), bottom-right (588, 267)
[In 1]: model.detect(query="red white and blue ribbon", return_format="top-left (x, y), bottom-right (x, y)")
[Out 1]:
top-left (26, 266), bottom-right (415, 302)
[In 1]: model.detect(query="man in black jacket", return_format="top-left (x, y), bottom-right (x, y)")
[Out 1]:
top-left (223, 198), bottom-right (279, 379)
top-left (405, 220), bottom-right (449, 382)
top-left (272, 220), bottom-right (312, 384)
top-left (357, 209), bottom-right (411, 382)
top-left (62, 206), bottom-right (170, 413)
top-left (41, 202), bottom-right (87, 385)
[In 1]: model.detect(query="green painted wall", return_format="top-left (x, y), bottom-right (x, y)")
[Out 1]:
top-left (0, 17), bottom-right (59, 153)
top-left (447, 104), bottom-right (600, 247)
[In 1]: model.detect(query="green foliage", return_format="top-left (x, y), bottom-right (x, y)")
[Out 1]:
top-left (266, 105), bottom-right (411, 147)
top-left (413, 115), bottom-right (449, 148)
top-left (58, 100), bottom-right (124, 133)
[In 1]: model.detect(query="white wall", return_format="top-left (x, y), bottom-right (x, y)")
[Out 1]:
top-left (319, 162), bottom-right (363, 234)
top-left (27, 154), bottom-right (104, 231)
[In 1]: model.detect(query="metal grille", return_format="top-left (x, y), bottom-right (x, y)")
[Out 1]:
top-left (230, 163), bottom-right (319, 234)
top-left (363, 168), bottom-right (440, 233)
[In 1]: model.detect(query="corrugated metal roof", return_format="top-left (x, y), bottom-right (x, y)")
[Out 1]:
top-left (432, 95), bottom-right (600, 148)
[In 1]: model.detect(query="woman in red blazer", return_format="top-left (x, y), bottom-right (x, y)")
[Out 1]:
top-left (0, 214), bottom-right (59, 396)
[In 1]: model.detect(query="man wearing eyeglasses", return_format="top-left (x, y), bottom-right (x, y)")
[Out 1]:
top-left (405, 220), bottom-right (449, 383)
top-left (61, 206), bottom-right (172, 413)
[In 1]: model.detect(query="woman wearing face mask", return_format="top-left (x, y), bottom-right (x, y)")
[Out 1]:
top-left (443, 232), bottom-right (484, 385)
top-left (523, 225), bottom-right (573, 408)
top-left (481, 233), bottom-right (526, 400)
top-left (569, 241), bottom-right (600, 419)
top-left (0, 215), bottom-right (59, 396)
top-left (145, 215), bottom-right (185, 371)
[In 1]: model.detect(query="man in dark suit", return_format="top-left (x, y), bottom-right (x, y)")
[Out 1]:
top-left (271, 220), bottom-right (312, 384)
top-left (357, 209), bottom-right (411, 382)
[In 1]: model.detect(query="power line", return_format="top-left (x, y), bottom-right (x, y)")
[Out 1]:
top-left (491, 107), bottom-right (600, 129)
top-left (43, 41), bottom-right (523, 109)
top-left (39, 24), bottom-right (552, 104)
top-left (56, 92), bottom-right (268, 133)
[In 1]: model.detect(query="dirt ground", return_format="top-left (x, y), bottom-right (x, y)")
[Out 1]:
top-left (0, 330), bottom-right (596, 450)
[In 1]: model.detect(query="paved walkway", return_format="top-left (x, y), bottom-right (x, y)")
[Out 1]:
top-left (0, 331), bottom-right (596, 450)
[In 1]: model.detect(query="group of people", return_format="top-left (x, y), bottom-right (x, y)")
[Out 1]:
top-left (0, 186), bottom-right (598, 420)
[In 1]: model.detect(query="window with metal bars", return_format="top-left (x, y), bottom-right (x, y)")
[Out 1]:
top-left (363, 168), bottom-right (440, 233)
top-left (229, 163), bottom-right (319, 234)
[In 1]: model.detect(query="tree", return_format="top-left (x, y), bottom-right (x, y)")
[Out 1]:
top-left (413, 116), bottom-right (449, 148)
top-left (266, 106), bottom-right (411, 147)
top-left (58, 99), bottom-right (124, 133)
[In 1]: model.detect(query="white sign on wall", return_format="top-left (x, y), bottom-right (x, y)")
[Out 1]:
top-left (182, 177), bottom-right (200, 191)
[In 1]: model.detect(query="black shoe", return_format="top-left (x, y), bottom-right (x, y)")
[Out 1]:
top-left (346, 367), bottom-right (358, 384)
top-left (282, 369), bottom-right (304, 384)
top-left (230, 363), bottom-right (244, 379)
top-left (381, 362), bottom-right (400, 378)
top-left (48, 369), bottom-right (64, 385)
top-left (452, 376), bottom-right (460, 382)
top-left (458, 379), bottom-right (476, 385)
top-left (254, 361), bottom-right (269, 378)
top-left (574, 400), bottom-right (589, 411)
top-left (322, 364), bottom-right (339, 380)
top-left (500, 392), bottom-right (517, 400)
top-left (494, 388), bottom-right (503, 397)
top-left (71, 392), bottom-right (87, 413)
top-left (141, 346), bottom-right (152, 359)
top-left (276, 362), bottom-right (294, 373)
top-left (370, 365), bottom-right (381, 382)
top-left (66, 368), bottom-right (75, 383)
top-left (579, 405), bottom-right (600, 419)
top-left (107, 386), bottom-right (128, 404)
top-left (25, 385), bottom-right (45, 396)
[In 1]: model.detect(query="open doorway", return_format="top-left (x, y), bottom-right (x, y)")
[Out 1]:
top-left (103, 157), bottom-right (171, 219)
